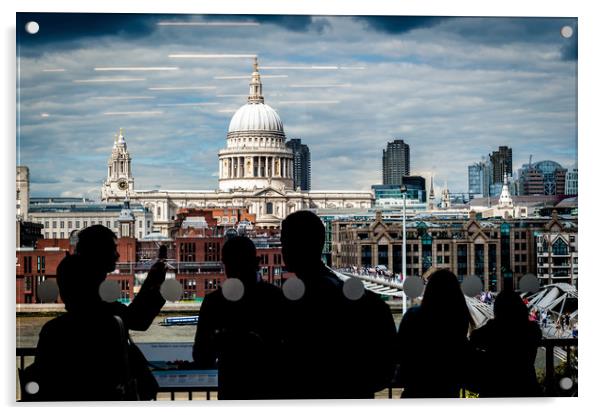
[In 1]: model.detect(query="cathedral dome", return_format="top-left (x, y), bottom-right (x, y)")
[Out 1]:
top-left (228, 102), bottom-right (283, 133)
top-left (227, 57), bottom-right (284, 134)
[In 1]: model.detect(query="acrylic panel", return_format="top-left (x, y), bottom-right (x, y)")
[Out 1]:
top-left (16, 13), bottom-right (578, 401)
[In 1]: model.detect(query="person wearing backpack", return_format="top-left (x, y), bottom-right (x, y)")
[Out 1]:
top-left (26, 225), bottom-right (166, 401)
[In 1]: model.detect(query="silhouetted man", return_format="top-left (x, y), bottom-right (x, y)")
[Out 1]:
top-left (280, 210), bottom-right (396, 399)
top-left (74, 225), bottom-right (166, 330)
top-left (193, 236), bottom-right (285, 399)
top-left (29, 225), bottom-right (166, 401)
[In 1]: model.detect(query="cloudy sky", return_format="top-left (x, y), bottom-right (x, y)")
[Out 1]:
top-left (16, 13), bottom-right (577, 199)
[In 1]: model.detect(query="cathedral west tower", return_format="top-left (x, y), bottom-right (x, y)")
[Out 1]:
top-left (101, 128), bottom-right (134, 200)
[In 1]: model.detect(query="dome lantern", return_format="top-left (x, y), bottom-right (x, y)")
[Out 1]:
top-left (248, 57), bottom-right (264, 104)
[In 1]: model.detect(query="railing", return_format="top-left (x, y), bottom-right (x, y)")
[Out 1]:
top-left (16, 337), bottom-right (577, 400)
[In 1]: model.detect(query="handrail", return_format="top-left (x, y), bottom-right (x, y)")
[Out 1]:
top-left (17, 338), bottom-right (577, 398)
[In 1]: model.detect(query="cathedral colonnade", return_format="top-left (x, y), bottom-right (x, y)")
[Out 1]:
top-left (219, 155), bottom-right (293, 179)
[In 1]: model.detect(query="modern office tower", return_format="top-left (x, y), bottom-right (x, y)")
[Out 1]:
top-left (285, 138), bottom-right (311, 191)
top-left (519, 160), bottom-right (567, 196)
top-left (468, 160), bottom-right (493, 198)
top-left (535, 160), bottom-right (564, 195)
top-left (565, 168), bottom-right (578, 195)
top-left (402, 175), bottom-right (427, 202)
top-left (372, 176), bottom-right (426, 209)
top-left (489, 146), bottom-right (513, 184)
top-left (382, 139), bottom-right (410, 185)
top-left (468, 163), bottom-right (483, 196)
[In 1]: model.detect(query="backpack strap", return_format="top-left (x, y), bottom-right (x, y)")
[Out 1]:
top-left (113, 315), bottom-right (139, 400)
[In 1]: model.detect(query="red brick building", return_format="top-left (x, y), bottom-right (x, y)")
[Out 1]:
top-left (257, 246), bottom-right (288, 286)
top-left (17, 233), bottom-right (293, 304)
top-left (16, 246), bottom-right (69, 304)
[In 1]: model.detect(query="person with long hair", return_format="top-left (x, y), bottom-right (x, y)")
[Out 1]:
top-left (469, 289), bottom-right (542, 397)
top-left (396, 269), bottom-right (474, 398)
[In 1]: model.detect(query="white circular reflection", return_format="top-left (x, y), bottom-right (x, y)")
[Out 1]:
top-left (559, 377), bottom-right (574, 390)
top-left (160, 279), bottom-right (183, 302)
top-left (343, 278), bottom-right (365, 301)
top-left (25, 21), bottom-right (39, 34)
top-left (25, 381), bottom-right (40, 395)
top-left (98, 280), bottom-right (121, 303)
top-left (403, 276), bottom-right (424, 299)
top-left (37, 279), bottom-right (59, 303)
top-left (283, 277), bottom-right (305, 301)
top-left (519, 273), bottom-right (540, 293)
top-left (462, 275), bottom-right (483, 297)
top-left (561, 26), bottom-right (574, 39)
top-left (222, 278), bottom-right (244, 302)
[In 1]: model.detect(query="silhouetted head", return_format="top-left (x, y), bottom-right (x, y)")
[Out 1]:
top-left (421, 269), bottom-right (473, 332)
top-left (75, 225), bottom-right (119, 273)
top-left (281, 211), bottom-right (325, 274)
top-left (57, 254), bottom-right (103, 312)
top-left (493, 290), bottom-right (529, 325)
top-left (222, 236), bottom-right (259, 285)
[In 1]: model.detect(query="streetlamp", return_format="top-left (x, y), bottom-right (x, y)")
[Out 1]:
top-left (400, 184), bottom-right (408, 314)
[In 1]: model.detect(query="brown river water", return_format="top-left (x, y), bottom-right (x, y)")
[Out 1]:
top-left (17, 313), bottom-right (405, 348)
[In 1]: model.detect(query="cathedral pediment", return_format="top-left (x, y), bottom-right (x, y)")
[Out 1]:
top-left (252, 187), bottom-right (286, 198)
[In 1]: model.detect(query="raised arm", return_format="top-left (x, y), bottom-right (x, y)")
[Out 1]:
top-left (124, 261), bottom-right (166, 331)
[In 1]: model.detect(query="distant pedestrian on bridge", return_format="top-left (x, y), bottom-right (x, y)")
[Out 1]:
top-left (540, 310), bottom-right (548, 328)
top-left (280, 210), bottom-right (396, 399)
top-left (469, 289), bottom-right (542, 397)
top-left (396, 269), bottom-right (474, 398)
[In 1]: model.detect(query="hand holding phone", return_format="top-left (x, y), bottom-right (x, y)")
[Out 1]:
top-left (145, 245), bottom-right (168, 289)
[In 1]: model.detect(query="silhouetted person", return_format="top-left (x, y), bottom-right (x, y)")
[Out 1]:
top-left (193, 236), bottom-right (285, 399)
top-left (74, 225), bottom-right (166, 331)
top-left (396, 269), bottom-right (474, 398)
top-left (469, 290), bottom-right (542, 397)
top-left (30, 225), bottom-right (166, 401)
top-left (280, 210), bottom-right (396, 399)
top-left (30, 255), bottom-right (129, 400)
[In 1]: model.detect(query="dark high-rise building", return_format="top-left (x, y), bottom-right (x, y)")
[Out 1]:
top-left (286, 138), bottom-right (311, 191)
top-left (382, 139), bottom-right (410, 185)
top-left (489, 146), bottom-right (513, 184)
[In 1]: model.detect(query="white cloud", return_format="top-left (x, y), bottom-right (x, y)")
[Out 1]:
top-left (103, 111), bottom-right (164, 116)
top-left (73, 77), bottom-right (146, 83)
top-left (94, 67), bottom-right (179, 71)
top-left (17, 15), bottom-right (577, 197)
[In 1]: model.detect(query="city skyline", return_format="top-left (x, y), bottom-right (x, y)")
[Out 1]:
top-left (17, 13), bottom-right (577, 199)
